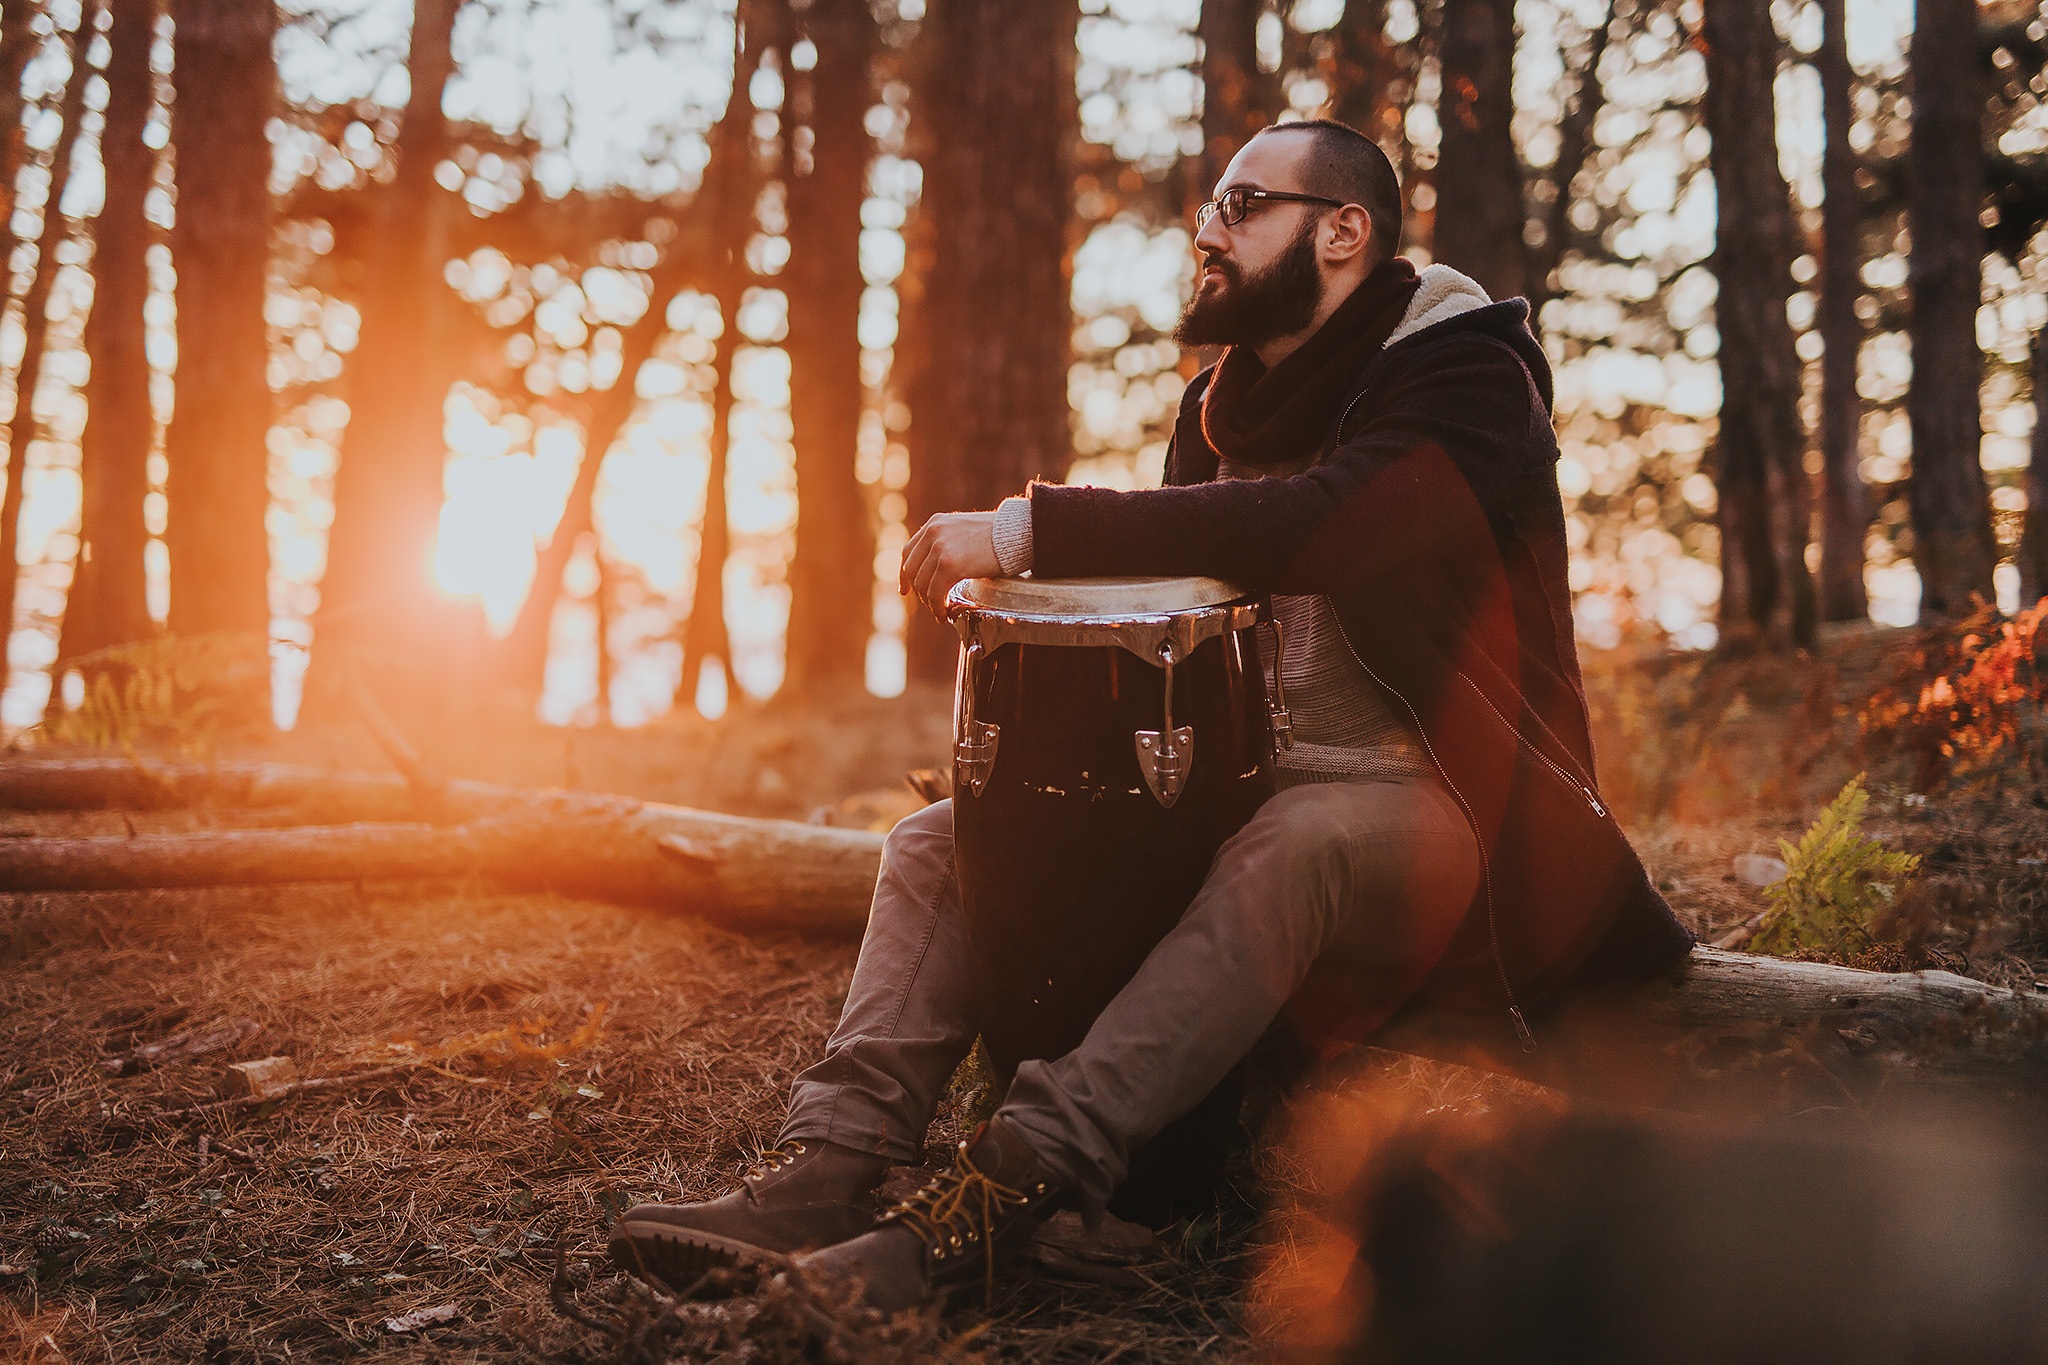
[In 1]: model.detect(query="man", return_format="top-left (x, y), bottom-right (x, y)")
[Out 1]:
top-left (611, 119), bottom-right (1695, 1311)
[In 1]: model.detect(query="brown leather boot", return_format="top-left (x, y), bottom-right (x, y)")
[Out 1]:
top-left (790, 1117), bottom-right (1065, 1312)
top-left (609, 1138), bottom-right (890, 1290)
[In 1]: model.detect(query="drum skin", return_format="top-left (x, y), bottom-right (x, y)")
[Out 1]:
top-left (953, 627), bottom-right (1273, 1077)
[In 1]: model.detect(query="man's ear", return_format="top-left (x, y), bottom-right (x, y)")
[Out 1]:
top-left (1323, 203), bottom-right (1373, 265)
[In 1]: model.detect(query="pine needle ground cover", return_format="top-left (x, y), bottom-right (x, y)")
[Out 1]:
top-left (0, 880), bottom-right (1267, 1362)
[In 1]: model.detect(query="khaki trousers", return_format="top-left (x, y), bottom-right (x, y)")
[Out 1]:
top-left (780, 776), bottom-right (1482, 1209)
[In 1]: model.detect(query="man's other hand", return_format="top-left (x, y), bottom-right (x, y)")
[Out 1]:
top-left (900, 511), bottom-right (1002, 620)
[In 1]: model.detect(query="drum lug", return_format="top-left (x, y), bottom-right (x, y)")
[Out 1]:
top-left (1135, 640), bottom-right (1193, 808)
top-left (957, 720), bottom-right (1000, 797)
top-left (953, 632), bottom-right (1000, 797)
top-left (1134, 726), bottom-right (1194, 807)
top-left (1265, 617), bottom-right (1294, 750)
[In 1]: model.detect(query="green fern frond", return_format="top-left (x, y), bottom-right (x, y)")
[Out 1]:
top-left (1751, 774), bottom-right (1920, 959)
top-left (39, 632), bottom-right (270, 756)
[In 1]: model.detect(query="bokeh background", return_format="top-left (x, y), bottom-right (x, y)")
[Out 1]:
top-left (0, 0), bottom-right (2036, 736)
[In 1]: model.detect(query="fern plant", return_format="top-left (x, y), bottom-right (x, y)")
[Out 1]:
top-left (38, 632), bottom-right (271, 756)
top-left (1751, 774), bottom-right (1920, 960)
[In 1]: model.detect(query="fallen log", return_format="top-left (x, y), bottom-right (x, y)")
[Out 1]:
top-left (0, 757), bottom-right (507, 822)
top-left (0, 758), bottom-right (435, 822)
top-left (0, 785), bottom-right (885, 938)
top-left (1375, 946), bottom-right (2048, 1107)
top-left (1, 756), bottom-right (2043, 1097)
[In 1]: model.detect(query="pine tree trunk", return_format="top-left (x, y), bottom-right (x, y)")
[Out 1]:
top-left (782, 0), bottom-right (875, 697)
top-left (903, 0), bottom-right (1078, 683)
top-left (1905, 0), bottom-right (1995, 618)
top-left (1432, 0), bottom-right (1524, 301)
top-left (0, 8), bottom-right (96, 700)
top-left (59, 0), bottom-right (157, 674)
top-left (1329, 1), bottom-right (1400, 154)
top-left (499, 13), bottom-right (768, 712)
top-left (1700, 0), bottom-right (1815, 653)
top-left (162, 0), bottom-right (273, 654)
top-left (1527, 5), bottom-right (1611, 318)
top-left (310, 0), bottom-right (474, 704)
top-left (2017, 328), bottom-right (2048, 606)
top-left (1816, 0), bottom-right (1868, 623)
top-left (675, 9), bottom-right (764, 717)
top-left (680, 302), bottom-right (737, 709)
top-left (493, 210), bottom-right (706, 698)
top-left (1199, 0), bottom-right (1278, 191)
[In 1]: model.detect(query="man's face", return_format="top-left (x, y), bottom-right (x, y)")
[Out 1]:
top-left (1174, 135), bottom-right (1329, 350)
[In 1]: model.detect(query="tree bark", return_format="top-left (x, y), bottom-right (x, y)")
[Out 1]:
top-left (1905, 0), bottom-right (1996, 618)
top-left (1527, 5), bottom-right (1611, 319)
top-left (59, 0), bottom-right (158, 669)
top-left (1700, 0), bottom-right (1816, 653)
top-left (1328, 1), bottom-right (1400, 157)
top-left (675, 7), bottom-right (767, 713)
top-left (2019, 326), bottom-right (2048, 605)
top-left (903, 0), bottom-right (1078, 683)
top-left (0, 6), bottom-right (97, 700)
top-left (0, 811), bottom-right (887, 936)
top-left (680, 290), bottom-right (738, 709)
top-left (1816, 0), bottom-right (1869, 623)
top-left (310, 0), bottom-right (476, 705)
top-left (1198, 0), bottom-right (1279, 192)
top-left (0, 765), bottom-right (885, 936)
top-left (781, 0), bottom-right (876, 697)
top-left (163, 0), bottom-right (274, 652)
top-left (1432, 0), bottom-right (1524, 302)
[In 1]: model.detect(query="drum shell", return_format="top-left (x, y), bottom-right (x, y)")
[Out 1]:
top-left (953, 627), bottom-right (1273, 1077)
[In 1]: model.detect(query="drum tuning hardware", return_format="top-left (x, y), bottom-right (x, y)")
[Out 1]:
top-left (953, 633), bottom-right (1000, 796)
top-left (1135, 640), bottom-right (1195, 808)
top-left (1264, 617), bottom-right (1294, 750)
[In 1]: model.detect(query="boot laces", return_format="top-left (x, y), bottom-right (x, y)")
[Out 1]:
top-left (884, 1139), bottom-right (1035, 1306)
top-left (742, 1138), bottom-right (807, 1182)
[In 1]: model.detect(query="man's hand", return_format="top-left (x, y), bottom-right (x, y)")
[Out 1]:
top-left (900, 511), bottom-right (1002, 621)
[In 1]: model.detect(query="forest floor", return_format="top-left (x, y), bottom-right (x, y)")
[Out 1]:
top-left (4, 620), bottom-right (2048, 1361)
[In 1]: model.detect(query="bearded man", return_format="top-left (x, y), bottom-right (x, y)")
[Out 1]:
top-left (610, 119), bottom-right (1695, 1311)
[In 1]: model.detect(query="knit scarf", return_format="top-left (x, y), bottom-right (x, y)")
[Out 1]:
top-left (1198, 257), bottom-right (1421, 469)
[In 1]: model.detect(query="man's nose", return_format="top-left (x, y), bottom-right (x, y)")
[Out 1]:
top-left (1194, 211), bottom-right (1230, 258)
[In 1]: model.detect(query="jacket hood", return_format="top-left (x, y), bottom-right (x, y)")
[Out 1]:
top-left (1383, 263), bottom-right (1555, 415)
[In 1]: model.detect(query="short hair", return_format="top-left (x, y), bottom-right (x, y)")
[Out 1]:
top-left (1254, 119), bottom-right (1403, 265)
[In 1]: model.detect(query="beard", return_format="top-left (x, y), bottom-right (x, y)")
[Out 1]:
top-left (1173, 217), bottom-right (1325, 349)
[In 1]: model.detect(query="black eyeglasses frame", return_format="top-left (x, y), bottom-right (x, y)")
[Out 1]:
top-left (1195, 187), bottom-right (1349, 231)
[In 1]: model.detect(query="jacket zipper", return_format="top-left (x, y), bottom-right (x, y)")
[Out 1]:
top-left (1328, 615), bottom-right (1536, 1052)
top-left (1335, 387), bottom-right (1370, 444)
top-left (1455, 672), bottom-right (1609, 820)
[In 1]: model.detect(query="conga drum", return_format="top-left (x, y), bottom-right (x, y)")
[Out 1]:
top-left (944, 576), bottom-right (1287, 1078)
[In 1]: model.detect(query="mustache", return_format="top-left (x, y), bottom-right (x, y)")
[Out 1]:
top-left (1199, 251), bottom-right (1239, 282)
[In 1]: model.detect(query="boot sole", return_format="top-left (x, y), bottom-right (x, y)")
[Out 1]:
top-left (608, 1221), bottom-right (783, 1293)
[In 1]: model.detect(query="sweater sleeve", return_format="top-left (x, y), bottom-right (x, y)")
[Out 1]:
top-left (992, 495), bottom-right (1034, 575)
top-left (1027, 335), bottom-right (1534, 596)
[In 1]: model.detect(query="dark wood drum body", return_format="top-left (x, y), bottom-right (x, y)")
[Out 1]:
top-left (946, 577), bottom-right (1277, 1077)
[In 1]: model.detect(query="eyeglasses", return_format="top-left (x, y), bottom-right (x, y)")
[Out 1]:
top-left (1195, 187), bottom-right (1348, 231)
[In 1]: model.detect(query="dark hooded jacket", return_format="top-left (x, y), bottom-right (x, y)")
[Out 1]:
top-left (1024, 270), bottom-right (1696, 1045)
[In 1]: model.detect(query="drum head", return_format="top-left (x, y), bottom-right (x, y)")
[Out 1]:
top-left (951, 575), bottom-right (1248, 619)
